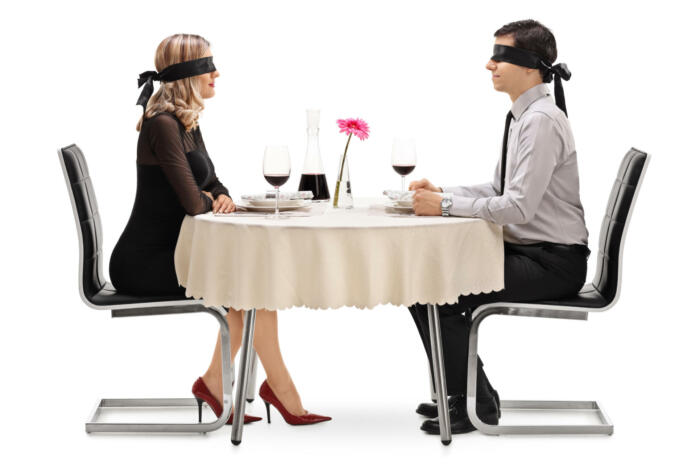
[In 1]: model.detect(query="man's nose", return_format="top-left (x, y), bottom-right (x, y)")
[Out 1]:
top-left (486, 60), bottom-right (496, 71)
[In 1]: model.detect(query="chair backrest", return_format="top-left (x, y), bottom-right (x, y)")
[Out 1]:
top-left (591, 148), bottom-right (650, 306)
top-left (58, 144), bottom-right (107, 305)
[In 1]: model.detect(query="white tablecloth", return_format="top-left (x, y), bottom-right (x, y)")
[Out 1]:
top-left (174, 199), bottom-right (504, 310)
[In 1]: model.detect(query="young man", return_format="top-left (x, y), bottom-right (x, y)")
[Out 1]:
top-left (409, 19), bottom-right (590, 435)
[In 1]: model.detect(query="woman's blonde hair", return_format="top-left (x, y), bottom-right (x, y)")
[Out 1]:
top-left (136, 34), bottom-right (211, 132)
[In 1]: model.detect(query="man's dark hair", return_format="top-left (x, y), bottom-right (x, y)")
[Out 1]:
top-left (494, 19), bottom-right (558, 69)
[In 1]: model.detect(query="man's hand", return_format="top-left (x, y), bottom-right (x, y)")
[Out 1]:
top-left (212, 194), bottom-right (236, 213)
top-left (413, 189), bottom-right (443, 216)
top-left (409, 178), bottom-right (443, 193)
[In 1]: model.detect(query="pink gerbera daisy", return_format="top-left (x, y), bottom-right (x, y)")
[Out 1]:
top-left (336, 118), bottom-right (370, 141)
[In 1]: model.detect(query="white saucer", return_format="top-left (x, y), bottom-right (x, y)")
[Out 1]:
top-left (246, 198), bottom-right (307, 207)
top-left (388, 203), bottom-right (414, 212)
top-left (239, 200), bottom-right (312, 212)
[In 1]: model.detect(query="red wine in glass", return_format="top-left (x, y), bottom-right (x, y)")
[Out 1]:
top-left (392, 165), bottom-right (416, 176)
top-left (264, 175), bottom-right (290, 187)
top-left (391, 138), bottom-right (417, 192)
top-left (263, 146), bottom-right (291, 218)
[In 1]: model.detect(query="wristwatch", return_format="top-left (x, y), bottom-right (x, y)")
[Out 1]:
top-left (441, 193), bottom-right (453, 217)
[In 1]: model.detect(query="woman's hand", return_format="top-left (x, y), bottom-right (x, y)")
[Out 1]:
top-left (212, 194), bottom-right (236, 213)
top-left (202, 190), bottom-right (214, 201)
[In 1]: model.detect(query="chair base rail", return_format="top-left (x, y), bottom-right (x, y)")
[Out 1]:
top-left (470, 398), bottom-right (613, 435)
top-left (85, 397), bottom-right (231, 433)
top-left (85, 306), bottom-right (234, 434)
top-left (110, 305), bottom-right (209, 318)
top-left (467, 305), bottom-right (615, 437)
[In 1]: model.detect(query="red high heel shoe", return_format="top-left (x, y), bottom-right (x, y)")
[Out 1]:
top-left (259, 380), bottom-right (331, 425)
top-left (192, 377), bottom-right (262, 425)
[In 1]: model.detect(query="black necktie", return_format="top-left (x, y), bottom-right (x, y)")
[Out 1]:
top-left (500, 111), bottom-right (513, 194)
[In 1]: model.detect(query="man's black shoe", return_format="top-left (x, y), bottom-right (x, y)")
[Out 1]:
top-left (420, 394), bottom-right (498, 435)
top-left (417, 390), bottom-right (501, 419)
top-left (415, 396), bottom-right (457, 419)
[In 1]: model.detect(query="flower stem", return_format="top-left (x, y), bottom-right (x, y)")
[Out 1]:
top-left (333, 133), bottom-right (352, 207)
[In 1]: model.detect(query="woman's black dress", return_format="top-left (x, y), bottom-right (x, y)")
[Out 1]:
top-left (109, 112), bottom-right (229, 296)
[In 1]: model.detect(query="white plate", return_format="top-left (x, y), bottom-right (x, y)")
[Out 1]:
top-left (395, 199), bottom-right (413, 207)
top-left (246, 198), bottom-right (307, 207)
top-left (239, 200), bottom-right (312, 212)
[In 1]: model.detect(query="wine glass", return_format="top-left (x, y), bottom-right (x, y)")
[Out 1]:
top-left (263, 145), bottom-right (291, 219)
top-left (391, 138), bottom-right (417, 192)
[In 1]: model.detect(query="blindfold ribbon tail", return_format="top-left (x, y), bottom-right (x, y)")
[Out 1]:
top-left (136, 75), bottom-right (155, 113)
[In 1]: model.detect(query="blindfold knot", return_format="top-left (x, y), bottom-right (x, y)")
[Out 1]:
top-left (137, 71), bottom-right (160, 88)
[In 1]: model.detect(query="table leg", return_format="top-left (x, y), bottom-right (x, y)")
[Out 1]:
top-left (218, 307), bottom-right (234, 428)
top-left (231, 309), bottom-right (257, 445)
top-left (246, 349), bottom-right (258, 403)
top-left (427, 303), bottom-right (452, 445)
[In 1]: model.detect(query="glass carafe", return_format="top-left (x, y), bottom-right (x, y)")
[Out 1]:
top-left (297, 109), bottom-right (330, 201)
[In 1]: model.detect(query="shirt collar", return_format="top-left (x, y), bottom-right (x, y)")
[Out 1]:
top-left (511, 83), bottom-right (550, 120)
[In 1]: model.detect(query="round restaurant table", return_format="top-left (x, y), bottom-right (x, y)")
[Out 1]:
top-left (175, 198), bottom-right (504, 444)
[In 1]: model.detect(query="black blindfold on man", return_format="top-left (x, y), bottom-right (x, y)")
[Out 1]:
top-left (491, 44), bottom-right (571, 116)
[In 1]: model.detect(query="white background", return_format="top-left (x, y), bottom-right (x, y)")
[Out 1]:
top-left (1, 0), bottom-right (694, 462)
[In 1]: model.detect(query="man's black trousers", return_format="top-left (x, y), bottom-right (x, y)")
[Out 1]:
top-left (409, 241), bottom-right (590, 401)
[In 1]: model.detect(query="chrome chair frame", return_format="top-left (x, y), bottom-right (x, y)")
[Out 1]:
top-left (466, 149), bottom-right (650, 435)
top-left (58, 145), bottom-right (256, 434)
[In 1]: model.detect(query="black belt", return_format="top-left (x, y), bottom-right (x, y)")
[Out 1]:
top-left (508, 241), bottom-right (590, 257)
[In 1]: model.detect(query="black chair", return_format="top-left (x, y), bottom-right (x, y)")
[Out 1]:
top-left (465, 148), bottom-right (650, 435)
top-left (58, 143), bottom-right (258, 433)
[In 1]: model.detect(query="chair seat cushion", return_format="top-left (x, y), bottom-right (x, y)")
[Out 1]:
top-left (88, 282), bottom-right (193, 307)
top-left (534, 284), bottom-right (608, 309)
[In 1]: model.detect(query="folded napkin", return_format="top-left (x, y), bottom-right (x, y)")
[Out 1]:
top-left (241, 191), bottom-right (314, 201)
top-left (383, 190), bottom-right (415, 201)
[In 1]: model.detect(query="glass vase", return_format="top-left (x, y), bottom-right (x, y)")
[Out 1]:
top-left (333, 152), bottom-right (353, 209)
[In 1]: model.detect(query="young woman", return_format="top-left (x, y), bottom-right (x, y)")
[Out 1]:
top-left (109, 33), bottom-right (330, 426)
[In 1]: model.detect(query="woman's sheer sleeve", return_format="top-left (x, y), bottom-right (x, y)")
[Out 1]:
top-left (207, 177), bottom-right (229, 199)
top-left (148, 116), bottom-right (212, 215)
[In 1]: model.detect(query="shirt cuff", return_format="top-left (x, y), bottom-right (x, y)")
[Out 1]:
top-left (449, 195), bottom-right (476, 218)
top-left (442, 186), bottom-right (457, 194)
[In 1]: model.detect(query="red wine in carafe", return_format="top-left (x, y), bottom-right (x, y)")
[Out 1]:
top-left (298, 173), bottom-right (330, 200)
